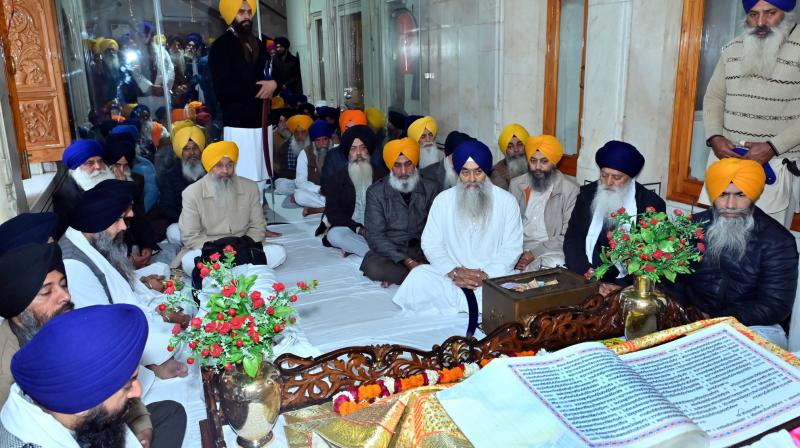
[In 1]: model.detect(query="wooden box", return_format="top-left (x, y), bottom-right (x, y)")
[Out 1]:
top-left (482, 268), bottom-right (599, 334)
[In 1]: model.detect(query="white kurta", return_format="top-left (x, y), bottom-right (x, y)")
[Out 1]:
top-left (293, 150), bottom-right (326, 208)
top-left (392, 184), bottom-right (523, 314)
top-left (62, 228), bottom-right (174, 366)
top-left (0, 384), bottom-right (141, 448)
top-left (224, 127), bottom-right (269, 182)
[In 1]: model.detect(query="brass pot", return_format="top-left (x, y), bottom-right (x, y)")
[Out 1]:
top-left (218, 361), bottom-right (282, 448)
top-left (620, 276), bottom-right (666, 341)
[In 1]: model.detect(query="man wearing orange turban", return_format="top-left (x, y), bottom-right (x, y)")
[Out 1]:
top-left (407, 116), bottom-right (441, 169)
top-left (492, 124), bottom-right (530, 190)
top-left (210, 0), bottom-right (278, 203)
top-left (669, 157), bottom-right (797, 346)
top-left (359, 138), bottom-right (440, 287)
top-left (176, 140), bottom-right (286, 274)
top-left (339, 109), bottom-right (368, 134)
top-left (509, 135), bottom-right (579, 272)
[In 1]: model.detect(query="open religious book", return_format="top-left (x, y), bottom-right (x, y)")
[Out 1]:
top-left (437, 323), bottom-right (800, 447)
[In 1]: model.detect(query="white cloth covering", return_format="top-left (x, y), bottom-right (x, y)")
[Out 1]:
top-left (326, 227), bottom-right (369, 257)
top-left (180, 244), bottom-right (287, 275)
top-left (223, 126), bottom-right (268, 183)
top-left (393, 184), bottom-right (523, 314)
top-left (274, 178), bottom-right (296, 196)
top-left (294, 189), bottom-right (325, 208)
top-left (0, 384), bottom-right (141, 448)
top-left (61, 228), bottom-right (173, 366)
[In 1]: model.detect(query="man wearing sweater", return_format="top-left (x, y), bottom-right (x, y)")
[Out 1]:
top-left (702, 0), bottom-right (800, 227)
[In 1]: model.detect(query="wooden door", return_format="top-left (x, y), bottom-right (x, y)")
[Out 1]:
top-left (2, 0), bottom-right (72, 175)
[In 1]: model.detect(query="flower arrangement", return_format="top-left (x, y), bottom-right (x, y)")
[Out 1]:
top-left (157, 277), bottom-right (189, 313)
top-left (163, 245), bottom-right (317, 377)
top-left (332, 349), bottom-right (539, 416)
top-left (588, 207), bottom-right (706, 283)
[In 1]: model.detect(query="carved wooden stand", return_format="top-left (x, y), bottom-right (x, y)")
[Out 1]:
top-left (199, 293), bottom-right (703, 446)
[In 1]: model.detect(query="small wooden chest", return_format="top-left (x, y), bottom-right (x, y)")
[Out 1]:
top-left (482, 267), bottom-right (599, 334)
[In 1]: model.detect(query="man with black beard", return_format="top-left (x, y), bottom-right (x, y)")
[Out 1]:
top-left (491, 124), bottom-right (530, 191)
top-left (322, 126), bottom-right (382, 257)
top-left (701, 0), bottom-right (800, 228)
top-left (509, 135), bottom-right (579, 271)
top-left (271, 36), bottom-right (302, 93)
top-left (421, 130), bottom-right (474, 194)
top-left (58, 180), bottom-right (190, 381)
top-left (564, 141), bottom-right (665, 296)
top-left (210, 0), bottom-right (277, 200)
top-left (671, 158), bottom-right (798, 347)
top-left (0, 304), bottom-right (182, 448)
top-left (361, 138), bottom-right (439, 287)
top-left (393, 140), bottom-right (522, 327)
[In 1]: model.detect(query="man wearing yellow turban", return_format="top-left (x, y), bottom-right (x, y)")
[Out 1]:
top-left (359, 137), bottom-right (440, 287)
top-left (176, 140), bottom-right (287, 274)
top-left (274, 115), bottom-right (313, 196)
top-left (492, 124), bottom-right (530, 190)
top-left (407, 116), bottom-right (441, 169)
top-left (365, 108), bottom-right (386, 133)
top-left (668, 157), bottom-right (797, 346)
top-left (507, 135), bottom-right (579, 272)
top-left (210, 0), bottom-right (278, 203)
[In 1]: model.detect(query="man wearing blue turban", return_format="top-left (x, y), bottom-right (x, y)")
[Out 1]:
top-left (393, 139), bottom-right (523, 337)
top-left (564, 141), bottom-right (665, 296)
top-left (700, 0), bottom-right (800, 229)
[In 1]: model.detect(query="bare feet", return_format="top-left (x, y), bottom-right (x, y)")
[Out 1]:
top-left (148, 358), bottom-right (189, 379)
top-left (265, 229), bottom-right (282, 237)
top-left (381, 281), bottom-right (390, 288)
top-left (302, 207), bottom-right (325, 217)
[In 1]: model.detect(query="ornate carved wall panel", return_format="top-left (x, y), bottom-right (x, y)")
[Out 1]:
top-left (3, 0), bottom-right (71, 164)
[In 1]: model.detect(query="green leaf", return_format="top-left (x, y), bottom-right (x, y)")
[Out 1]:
top-left (627, 260), bottom-right (641, 273)
top-left (665, 270), bottom-right (677, 282)
top-left (658, 240), bottom-right (675, 252)
top-left (243, 355), bottom-right (260, 378)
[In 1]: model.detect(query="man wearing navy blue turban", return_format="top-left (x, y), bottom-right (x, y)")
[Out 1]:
top-left (564, 141), bottom-right (665, 295)
top-left (393, 139), bottom-right (523, 337)
top-left (421, 130), bottom-right (476, 193)
top-left (0, 304), bottom-right (186, 447)
top-left (700, 0), bottom-right (800, 229)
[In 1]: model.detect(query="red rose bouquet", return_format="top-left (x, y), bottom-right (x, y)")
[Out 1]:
top-left (164, 245), bottom-right (317, 377)
top-left (588, 207), bottom-right (706, 283)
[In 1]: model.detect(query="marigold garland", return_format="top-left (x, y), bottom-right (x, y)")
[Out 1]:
top-left (332, 350), bottom-right (538, 416)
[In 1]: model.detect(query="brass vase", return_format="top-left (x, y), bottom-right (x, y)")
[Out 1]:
top-left (620, 276), bottom-right (666, 341)
top-left (218, 361), bottom-right (282, 448)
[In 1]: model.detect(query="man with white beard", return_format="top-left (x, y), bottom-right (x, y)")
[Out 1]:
top-left (510, 135), bottom-right (579, 272)
top-left (407, 116), bottom-right (442, 169)
top-left (491, 124), bottom-right (530, 191)
top-left (53, 140), bottom-right (115, 236)
top-left (420, 130), bottom-right (474, 194)
top-left (176, 141), bottom-right (287, 274)
top-left (322, 126), bottom-right (381, 257)
top-left (393, 140), bottom-right (523, 336)
top-left (274, 114), bottom-right (313, 195)
top-left (670, 158), bottom-right (798, 347)
top-left (360, 138), bottom-right (439, 287)
top-left (92, 38), bottom-right (123, 110)
top-left (564, 141), bottom-right (665, 296)
top-left (701, 0), bottom-right (800, 228)
top-left (293, 120), bottom-right (333, 215)
top-left (158, 125), bottom-right (207, 244)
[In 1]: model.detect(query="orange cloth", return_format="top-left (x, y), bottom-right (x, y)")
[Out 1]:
top-left (171, 109), bottom-right (187, 123)
top-left (287, 114), bottom-right (313, 133)
top-left (338, 110), bottom-right (367, 133)
top-left (271, 96), bottom-right (286, 109)
top-left (383, 138), bottom-right (420, 169)
top-left (172, 125), bottom-right (207, 158)
top-left (407, 116), bottom-right (438, 142)
top-left (525, 134), bottom-right (564, 165)
top-left (151, 122), bottom-right (165, 147)
top-left (202, 141), bottom-right (239, 172)
top-left (498, 124), bottom-right (529, 154)
top-left (219, 0), bottom-right (256, 25)
top-left (705, 158), bottom-right (766, 201)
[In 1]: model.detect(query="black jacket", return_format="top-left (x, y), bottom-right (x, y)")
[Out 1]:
top-left (420, 160), bottom-right (448, 193)
top-left (209, 30), bottom-right (269, 128)
top-left (271, 52), bottom-right (302, 93)
top-left (363, 175), bottom-right (439, 263)
top-left (668, 208), bottom-right (798, 326)
top-left (323, 167), bottom-right (381, 232)
top-left (564, 181), bottom-right (666, 282)
top-left (156, 163), bottom-right (200, 223)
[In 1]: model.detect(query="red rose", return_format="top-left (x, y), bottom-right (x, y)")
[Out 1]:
top-left (291, 295), bottom-right (298, 302)
top-left (641, 223), bottom-right (649, 229)
top-left (697, 242), bottom-right (705, 252)
top-left (228, 308), bottom-right (237, 316)
top-left (209, 252), bottom-right (221, 261)
top-left (202, 349), bottom-right (210, 357)
top-left (665, 253), bottom-right (672, 260)
top-left (674, 209), bottom-right (683, 216)
top-left (617, 207), bottom-right (626, 214)
top-left (225, 363), bottom-right (232, 370)
top-left (644, 265), bottom-right (655, 273)
top-left (231, 317), bottom-right (244, 330)
top-left (609, 240), bottom-right (617, 250)
top-left (164, 286), bottom-right (175, 295)
top-left (251, 291), bottom-right (262, 300)
top-left (212, 262), bottom-right (220, 270)
top-left (191, 317), bottom-right (202, 329)
top-left (253, 298), bottom-right (265, 309)
top-left (196, 262), bottom-right (204, 270)
top-left (212, 344), bottom-right (223, 358)
top-left (646, 206), bottom-right (656, 212)
top-left (251, 333), bottom-right (260, 343)
top-left (189, 341), bottom-right (198, 349)
top-left (216, 312), bottom-right (225, 321)
top-left (166, 280), bottom-right (174, 288)
top-left (297, 281), bottom-right (307, 289)
top-left (218, 323), bottom-right (231, 335)
top-left (239, 291), bottom-right (246, 298)
top-left (222, 285), bottom-right (236, 297)
top-left (639, 254), bottom-right (650, 260)
top-left (653, 250), bottom-right (664, 260)
top-left (187, 358), bottom-right (195, 365)
top-left (621, 234), bottom-right (630, 241)
top-left (273, 282), bottom-right (285, 293)
top-left (695, 229), bottom-right (704, 238)
top-left (236, 339), bottom-right (244, 347)
top-left (648, 219), bottom-right (658, 226)
top-left (267, 306), bottom-right (275, 315)
top-left (200, 268), bottom-right (211, 278)
top-left (204, 322), bottom-right (216, 333)
top-left (158, 304), bottom-right (167, 312)
top-left (167, 346), bottom-right (174, 352)
top-left (273, 324), bottom-right (282, 332)
top-left (172, 323), bottom-right (182, 336)
top-left (610, 212), bottom-right (617, 218)
top-left (224, 245), bottom-right (234, 253)
top-left (606, 230), bottom-right (613, 240)
top-left (289, 316), bottom-right (297, 324)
